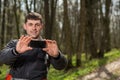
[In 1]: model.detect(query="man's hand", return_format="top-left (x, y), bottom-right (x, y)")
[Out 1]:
top-left (43, 40), bottom-right (59, 58)
top-left (16, 35), bottom-right (32, 54)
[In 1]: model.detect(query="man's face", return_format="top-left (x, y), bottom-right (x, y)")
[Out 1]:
top-left (24, 20), bottom-right (43, 39)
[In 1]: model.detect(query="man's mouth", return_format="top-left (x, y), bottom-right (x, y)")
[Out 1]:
top-left (31, 31), bottom-right (37, 34)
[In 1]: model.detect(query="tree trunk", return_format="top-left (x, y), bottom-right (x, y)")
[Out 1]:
top-left (44, 0), bottom-right (51, 39)
top-left (76, 0), bottom-right (86, 67)
top-left (99, 0), bottom-right (105, 58)
top-left (1, 0), bottom-right (7, 49)
top-left (99, 0), bottom-right (111, 58)
top-left (50, 0), bottom-right (57, 39)
top-left (5, 1), bottom-right (13, 43)
top-left (0, 0), bottom-right (1, 49)
top-left (104, 0), bottom-right (111, 52)
top-left (34, 0), bottom-right (36, 12)
top-left (44, 0), bottom-right (57, 39)
top-left (13, 0), bottom-right (20, 38)
top-left (85, 0), bottom-right (98, 59)
top-left (63, 0), bottom-right (73, 70)
top-left (25, 0), bottom-right (30, 13)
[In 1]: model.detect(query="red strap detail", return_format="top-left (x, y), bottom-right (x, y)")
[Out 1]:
top-left (42, 78), bottom-right (47, 80)
top-left (5, 74), bottom-right (12, 80)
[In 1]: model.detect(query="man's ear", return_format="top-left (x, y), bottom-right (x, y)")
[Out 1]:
top-left (23, 24), bottom-right (26, 30)
top-left (41, 23), bottom-right (44, 29)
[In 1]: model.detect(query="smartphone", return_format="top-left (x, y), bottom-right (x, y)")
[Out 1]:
top-left (29, 40), bottom-right (46, 48)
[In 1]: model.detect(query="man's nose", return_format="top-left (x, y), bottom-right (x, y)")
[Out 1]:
top-left (32, 25), bottom-right (37, 29)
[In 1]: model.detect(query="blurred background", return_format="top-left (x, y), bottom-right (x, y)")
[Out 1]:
top-left (0, 0), bottom-right (120, 80)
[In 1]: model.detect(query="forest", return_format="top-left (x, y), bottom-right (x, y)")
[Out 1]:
top-left (0, 0), bottom-right (120, 79)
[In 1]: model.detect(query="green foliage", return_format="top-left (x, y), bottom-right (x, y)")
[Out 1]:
top-left (0, 49), bottom-right (120, 80)
top-left (0, 65), bottom-right (9, 80)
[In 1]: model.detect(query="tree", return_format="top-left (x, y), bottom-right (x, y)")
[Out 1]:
top-left (0, 0), bottom-right (7, 49)
top-left (25, 0), bottom-right (30, 13)
top-left (63, 0), bottom-right (73, 69)
top-left (0, 0), bottom-right (1, 49)
top-left (76, 0), bottom-right (86, 66)
top-left (13, 0), bottom-right (20, 38)
top-left (5, 1), bottom-right (13, 43)
top-left (104, 0), bottom-right (111, 52)
top-left (43, 0), bottom-right (57, 39)
top-left (85, 0), bottom-right (98, 59)
top-left (99, 0), bottom-right (112, 58)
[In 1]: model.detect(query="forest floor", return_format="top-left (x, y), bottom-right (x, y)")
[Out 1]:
top-left (77, 58), bottom-right (120, 80)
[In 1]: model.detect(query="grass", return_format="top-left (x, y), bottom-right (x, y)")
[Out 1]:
top-left (0, 49), bottom-right (120, 80)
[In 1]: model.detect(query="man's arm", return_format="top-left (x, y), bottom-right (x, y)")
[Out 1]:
top-left (0, 36), bottom-right (34, 65)
top-left (42, 40), bottom-right (67, 70)
top-left (0, 40), bottom-right (19, 65)
top-left (50, 51), bottom-right (67, 70)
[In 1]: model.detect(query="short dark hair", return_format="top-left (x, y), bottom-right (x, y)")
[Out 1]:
top-left (25, 12), bottom-right (43, 23)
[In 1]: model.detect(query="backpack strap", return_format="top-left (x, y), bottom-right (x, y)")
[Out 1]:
top-left (45, 54), bottom-right (50, 71)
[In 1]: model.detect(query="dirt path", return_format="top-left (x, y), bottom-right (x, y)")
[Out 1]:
top-left (77, 59), bottom-right (120, 80)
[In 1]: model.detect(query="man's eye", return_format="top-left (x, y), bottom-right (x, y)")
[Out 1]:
top-left (28, 23), bottom-right (33, 26)
top-left (36, 24), bottom-right (41, 26)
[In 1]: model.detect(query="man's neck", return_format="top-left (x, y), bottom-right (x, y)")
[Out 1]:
top-left (32, 36), bottom-right (43, 41)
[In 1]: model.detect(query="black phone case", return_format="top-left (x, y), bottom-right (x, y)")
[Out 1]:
top-left (29, 40), bottom-right (46, 48)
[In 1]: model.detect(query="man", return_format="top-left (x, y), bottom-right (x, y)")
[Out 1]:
top-left (0, 12), bottom-right (67, 80)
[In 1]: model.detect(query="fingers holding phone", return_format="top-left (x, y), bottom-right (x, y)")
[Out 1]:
top-left (16, 35), bottom-right (33, 54)
top-left (43, 40), bottom-right (59, 58)
top-left (16, 36), bottom-right (59, 57)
